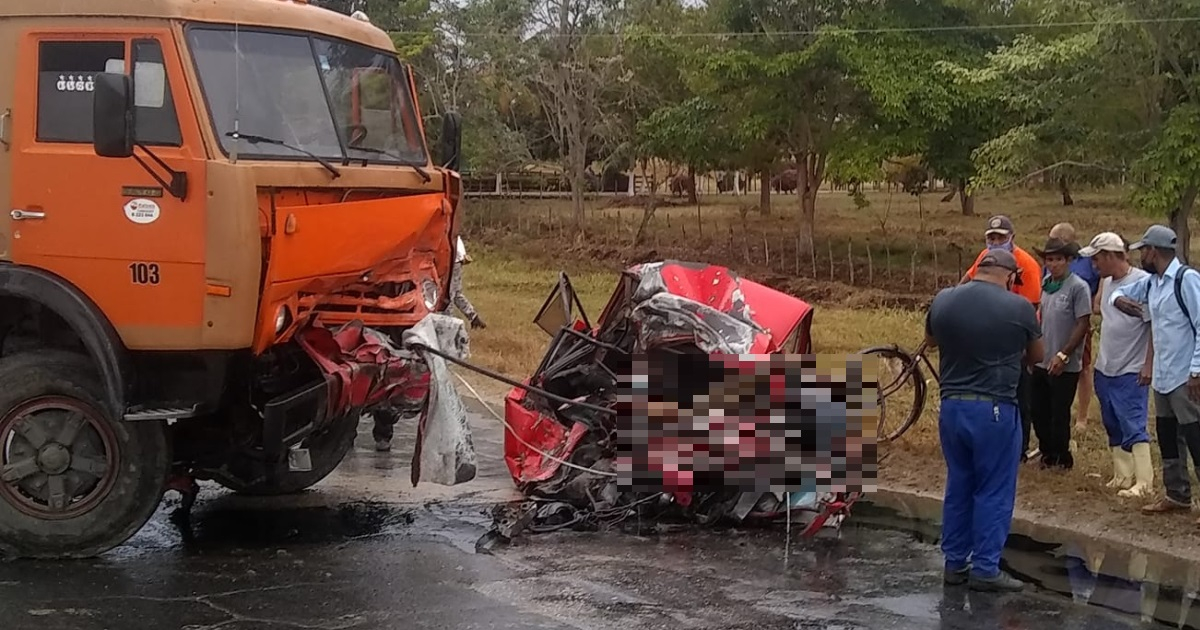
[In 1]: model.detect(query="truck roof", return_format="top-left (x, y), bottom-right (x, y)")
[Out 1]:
top-left (0, 0), bottom-right (396, 52)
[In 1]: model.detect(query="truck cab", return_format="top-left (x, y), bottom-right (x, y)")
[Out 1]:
top-left (0, 0), bottom-right (465, 558)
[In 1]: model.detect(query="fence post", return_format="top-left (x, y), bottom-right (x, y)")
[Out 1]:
top-left (848, 240), bottom-right (855, 285)
top-left (867, 242), bottom-right (874, 286)
top-left (910, 248), bottom-right (918, 292)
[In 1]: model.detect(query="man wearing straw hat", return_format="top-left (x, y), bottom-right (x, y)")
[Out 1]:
top-left (1029, 236), bottom-right (1092, 470)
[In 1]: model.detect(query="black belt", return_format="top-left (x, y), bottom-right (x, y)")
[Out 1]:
top-left (943, 393), bottom-right (1006, 403)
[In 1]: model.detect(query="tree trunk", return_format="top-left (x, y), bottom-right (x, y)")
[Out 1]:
top-left (796, 152), bottom-right (823, 256)
top-left (568, 145), bottom-right (587, 228)
top-left (1058, 175), bottom-right (1074, 207)
top-left (758, 166), bottom-right (771, 216)
top-left (940, 187), bottom-right (957, 203)
top-left (959, 185), bottom-right (976, 217)
top-left (634, 199), bottom-right (658, 246)
top-left (686, 164), bottom-right (698, 206)
top-left (1171, 184), bottom-right (1199, 265)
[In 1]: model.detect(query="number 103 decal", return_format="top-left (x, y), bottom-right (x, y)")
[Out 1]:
top-left (129, 263), bottom-right (161, 285)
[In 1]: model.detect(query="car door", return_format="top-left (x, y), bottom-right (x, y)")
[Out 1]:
top-left (10, 30), bottom-right (208, 349)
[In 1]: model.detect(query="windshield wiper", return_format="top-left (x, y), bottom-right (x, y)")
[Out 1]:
top-left (347, 146), bottom-right (432, 183)
top-left (225, 131), bottom-right (342, 179)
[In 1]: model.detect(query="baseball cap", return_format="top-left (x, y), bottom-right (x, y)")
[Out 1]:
top-left (984, 215), bottom-right (1014, 236)
top-left (1129, 225), bottom-right (1177, 251)
top-left (978, 248), bottom-right (1018, 272)
top-left (1079, 232), bottom-right (1126, 257)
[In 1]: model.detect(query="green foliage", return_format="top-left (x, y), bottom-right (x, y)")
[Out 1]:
top-left (1131, 105), bottom-right (1200, 214)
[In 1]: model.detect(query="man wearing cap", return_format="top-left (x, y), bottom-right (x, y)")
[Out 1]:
top-left (929, 248), bottom-right (1044, 592)
top-left (962, 215), bottom-right (1044, 462)
top-left (1049, 223), bottom-right (1101, 429)
top-left (1029, 237), bottom-right (1092, 470)
top-left (1111, 225), bottom-right (1200, 517)
top-left (1081, 233), bottom-right (1154, 496)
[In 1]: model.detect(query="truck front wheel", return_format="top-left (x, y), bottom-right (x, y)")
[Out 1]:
top-left (0, 352), bottom-right (169, 559)
top-left (213, 414), bottom-right (359, 496)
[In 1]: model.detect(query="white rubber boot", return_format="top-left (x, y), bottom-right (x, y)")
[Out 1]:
top-left (1106, 447), bottom-right (1135, 489)
top-left (1119, 442), bottom-right (1154, 498)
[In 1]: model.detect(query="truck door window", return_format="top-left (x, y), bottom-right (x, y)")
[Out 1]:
top-left (37, 41), bottom-right (125, 143)
top-left (132, 39), bottom-right (182, 146)
top-left (36, 39), bottom-right (183, 147)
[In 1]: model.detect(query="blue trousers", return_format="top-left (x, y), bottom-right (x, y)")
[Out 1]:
top-left (1094, 371), bottom-right (1151, 450)
top-left (939, 397), bottom-right (1021, 578)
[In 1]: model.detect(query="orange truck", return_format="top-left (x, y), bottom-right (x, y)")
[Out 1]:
top-left (0, 0), bottom-right (465, 558)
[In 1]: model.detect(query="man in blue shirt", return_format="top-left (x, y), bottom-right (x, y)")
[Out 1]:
top-left (1048, 223), bottom-right (1100, 432)
top-left (1111, 225), bottom-right (1200, 519)
top-left (927, 249), bottom-right (1044, 592)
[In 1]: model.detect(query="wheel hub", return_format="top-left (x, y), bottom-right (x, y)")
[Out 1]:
top-left (37, 443), bottom-right (71, 475)
top-left (0, 397), bottom-right (119, 520)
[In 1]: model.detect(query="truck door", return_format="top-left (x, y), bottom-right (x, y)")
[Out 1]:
top-left (10, 31), bottom-right (207, 349)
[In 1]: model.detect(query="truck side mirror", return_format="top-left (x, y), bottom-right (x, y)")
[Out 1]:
top-left (93, 73), bottom-right (134, 158)
top-left (438, 111), bottom-right (462, 172)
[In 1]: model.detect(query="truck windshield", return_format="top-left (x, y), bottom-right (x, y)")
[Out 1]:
top-left (187, 26), bottom-right (427, 166)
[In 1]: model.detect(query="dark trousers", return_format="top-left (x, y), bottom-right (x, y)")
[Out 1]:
top-left (372, 407), bottom-right (400, 443)
top-left (1157, 415), bottom-right (1200, 504)
top-left (1029, 367), bottom-right (1081, 469)
top-left (1018, 367), bottom-right (1033, 459)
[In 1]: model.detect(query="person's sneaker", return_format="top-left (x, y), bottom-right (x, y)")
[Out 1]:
top-left (374, 439), bottom-right (392, 452)
top-left (944, 566), bottom-right (970, 586)
top-left (969, 572), bottom-right (1025, 593)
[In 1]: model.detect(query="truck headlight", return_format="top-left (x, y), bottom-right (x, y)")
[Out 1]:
top-left (275, 306), bottom-right (290, 334)
top-left (422, 280), bottom-right (440, 311)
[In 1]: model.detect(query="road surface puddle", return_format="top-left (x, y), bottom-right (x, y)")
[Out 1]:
top-left (856, 490), bottom-right (1200, 629)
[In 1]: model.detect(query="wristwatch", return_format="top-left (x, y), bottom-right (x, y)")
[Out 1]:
top-left (1056, 352), bottom-right (1069, 363)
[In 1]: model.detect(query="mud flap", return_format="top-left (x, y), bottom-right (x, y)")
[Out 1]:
top-left (403, 314), bottom-right (477, 486)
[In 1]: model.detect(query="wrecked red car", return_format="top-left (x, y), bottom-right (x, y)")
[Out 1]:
top-left (492, 261), bottom-right (867, 542)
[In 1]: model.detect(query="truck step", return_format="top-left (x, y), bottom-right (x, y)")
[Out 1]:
top-left (123, 404), bottom-right (202, 422)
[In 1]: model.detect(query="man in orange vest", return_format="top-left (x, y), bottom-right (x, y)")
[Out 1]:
top-left (961, 215), bottom-right (1044, 462)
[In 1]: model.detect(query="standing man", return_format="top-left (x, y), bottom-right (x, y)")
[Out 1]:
top-left (1111, 225), bottom-right (1200, 517)
top-left (1029, 237), bottom-right (1092, 470)
top-left (446, 236), bottom-right (486, 330)
top-left (961, 215), bottom-right (1044, 462)
top-left (1081, 232), bottom-right (1154, 497)
top-left (931, 249), bottom-right (1044, 592)
top-left (1049, 223), bottom-right (1101, 429)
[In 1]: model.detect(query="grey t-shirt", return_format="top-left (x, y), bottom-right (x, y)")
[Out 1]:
top-left (1096, 267), bottom-right (1152, 377)
top-left (1037, 274), bottom-right (1093, 373)
top-left (926, 281), bottom-right (1042, 403)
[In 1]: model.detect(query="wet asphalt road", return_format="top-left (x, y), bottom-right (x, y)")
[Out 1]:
top-left (0, 411), bottom-right (1164, 630)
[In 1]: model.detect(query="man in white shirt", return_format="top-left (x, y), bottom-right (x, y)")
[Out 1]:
top-left (1080, 232), bottom-right (1154, 497)
top-left (1110, 225), bottom-right (1200, 516)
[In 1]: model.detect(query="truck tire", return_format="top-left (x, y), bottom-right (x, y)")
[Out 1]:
top-left (0, 352), bottom-right (169, 559)
top-left (214, 414), bottom-right (359, 496)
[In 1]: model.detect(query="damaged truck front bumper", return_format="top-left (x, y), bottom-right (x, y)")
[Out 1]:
top-left (265, 314), bottom-right (476, 486)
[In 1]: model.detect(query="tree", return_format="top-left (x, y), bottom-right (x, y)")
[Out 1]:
top-left (963, 0), bottom-right (1200, 252)
top-left (521, 0), bottom-right (628, 229)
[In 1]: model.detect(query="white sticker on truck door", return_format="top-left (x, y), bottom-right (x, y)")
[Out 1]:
top-left (124, 199), bottom-right (161, 224)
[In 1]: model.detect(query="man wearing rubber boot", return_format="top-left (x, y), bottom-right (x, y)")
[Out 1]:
top-left (1080, 232), bottom-right (1154, 497)
top-left (930, 248), bottom-right (1044, 592)
top-left (960, 216), bottom-right (1044, 463)
top-left (1112, 225), bottom-right (1200, 519)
